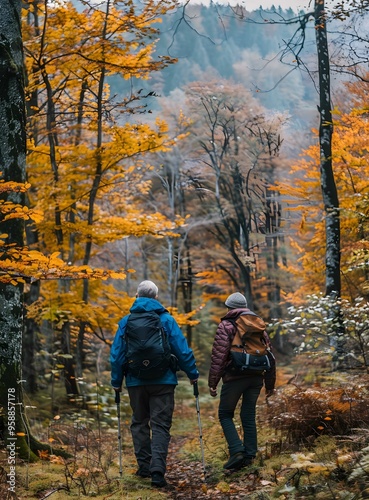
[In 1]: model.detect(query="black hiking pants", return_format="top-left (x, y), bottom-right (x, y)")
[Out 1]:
top-left (127, 384), bottom-right (175, 475)
top-left (219, 376), bottom-right (263, 459)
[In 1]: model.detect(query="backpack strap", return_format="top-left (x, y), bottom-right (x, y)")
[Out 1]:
top-left (225, 318), bottom-right (244, 350)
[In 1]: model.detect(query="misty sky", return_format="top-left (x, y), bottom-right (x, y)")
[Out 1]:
top-left (191, 0), bottom-right (313, 12)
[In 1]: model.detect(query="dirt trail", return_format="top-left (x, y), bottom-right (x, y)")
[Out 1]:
top-left (163, 435), bottom-right (262, 499)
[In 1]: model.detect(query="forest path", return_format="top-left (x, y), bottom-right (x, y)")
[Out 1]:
top-left (161, 413), bottom-right (269, 499)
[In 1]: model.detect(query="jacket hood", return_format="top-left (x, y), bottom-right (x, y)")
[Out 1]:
top-left (221, 307), bottom-right (252, 321)
top-left (130, 297), bottom-right (168, 314)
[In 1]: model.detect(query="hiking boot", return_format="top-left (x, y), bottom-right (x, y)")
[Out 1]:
top-left (223, 452), bottom-right (246, 470)
top-left (151, 471), bottom-right (167, 487)
top-left (135, 468), bottom-right (150, 478)
top-left (242, 457), bottom-right (254, 468)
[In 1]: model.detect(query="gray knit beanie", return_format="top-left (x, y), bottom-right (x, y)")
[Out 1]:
top-left (225, 292), bottom-right (247, 309)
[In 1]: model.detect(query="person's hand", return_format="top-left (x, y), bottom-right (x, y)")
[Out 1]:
top-left (113, 387), bottom-right (122, 392)
top-left (190, 378), bottom-right (199, 385)
top-left (265, 389), bottom-right (275, 398)
top-left (209, 387), bottom-right (217, 397)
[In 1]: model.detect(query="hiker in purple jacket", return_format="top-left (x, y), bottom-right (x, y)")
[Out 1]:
top-left (208, 292), bottom-right (276, 471)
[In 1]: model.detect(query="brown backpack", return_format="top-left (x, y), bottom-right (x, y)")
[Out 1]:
top-left (228, 312), bottom-right (271, 374)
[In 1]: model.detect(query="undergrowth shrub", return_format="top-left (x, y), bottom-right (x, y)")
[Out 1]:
top-left (267, 377), bottom-right (369, 446)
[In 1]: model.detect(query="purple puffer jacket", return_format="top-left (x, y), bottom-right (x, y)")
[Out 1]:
top-left (208, 308), bottom-right (276, 391)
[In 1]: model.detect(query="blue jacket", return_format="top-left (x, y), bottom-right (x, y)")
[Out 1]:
top-left (110, 297), bottom-right (199, 388)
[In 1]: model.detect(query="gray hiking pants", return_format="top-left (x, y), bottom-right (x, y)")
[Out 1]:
top-left (127, 384), bottom-right (175, 475)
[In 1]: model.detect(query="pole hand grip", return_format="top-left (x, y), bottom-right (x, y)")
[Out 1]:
top-left (115, 390), bottom-right (120, 404)
top-left (193, 380), bottom-right (199, 398)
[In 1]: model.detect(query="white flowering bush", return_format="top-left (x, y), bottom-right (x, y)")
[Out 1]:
top-left (272, 293), bottom-right (369, 369)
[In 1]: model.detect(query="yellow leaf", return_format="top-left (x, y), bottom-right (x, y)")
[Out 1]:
top-left (307, 464), bottom-right (330, 474)
top-left (216, 481), bottom-right (230, 493)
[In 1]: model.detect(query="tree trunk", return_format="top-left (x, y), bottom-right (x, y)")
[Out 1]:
top-left (315, 0), bottom-right (345, 366)
top-left (265, 188), bottom-right (285, 349)
top-left (315, 0), bottom-right (340, 297)
top-left (180, 246), bottom-right (193, 347)
top-left (0, 1), bottom-right (70, 462)
top-left (0, 0), bottom-right (30, 463)
top-left (61, 323), bottom-right (79, 396)
top-left (75, 0), bottom-right (111, 383)
top-left (23, 281), bottom-right (40, 393)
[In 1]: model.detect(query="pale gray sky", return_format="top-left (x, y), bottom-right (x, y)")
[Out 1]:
top-left (191, 0), bottom-right (313, 13)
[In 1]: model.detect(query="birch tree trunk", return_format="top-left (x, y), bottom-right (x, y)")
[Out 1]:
top-left (315, 0), bottom-right (345, 366)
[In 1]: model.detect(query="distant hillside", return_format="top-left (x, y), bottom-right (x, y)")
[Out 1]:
top-left (108, 2), bottom-right (367, 156)
top-left (110, 3), bottom-right (317, 118)
top-left (158, 4), bottom-right (314, 104)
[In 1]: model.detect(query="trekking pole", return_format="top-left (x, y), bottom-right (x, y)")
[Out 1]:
top-left (193, 381), bottom-right (206, 478)
top-left (115, 390), bottom-right (123, 478)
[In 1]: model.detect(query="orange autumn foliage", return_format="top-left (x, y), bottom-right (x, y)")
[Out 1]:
top-left (1, 0), bottom-right (191, 378)
top-left (274, 82), bottom-right (369, 302)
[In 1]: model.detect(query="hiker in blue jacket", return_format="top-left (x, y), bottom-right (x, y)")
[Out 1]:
top-left (111, 280), bottom-right (199, 488)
